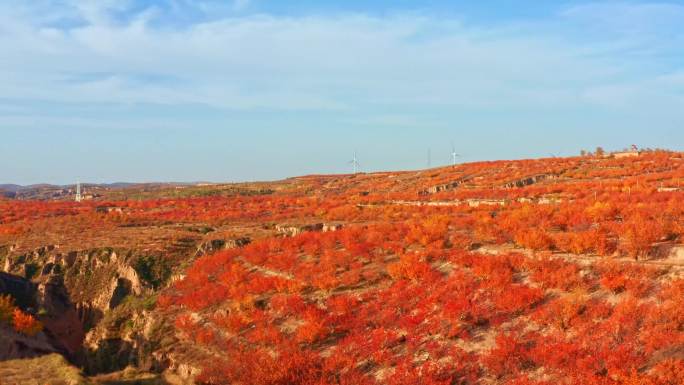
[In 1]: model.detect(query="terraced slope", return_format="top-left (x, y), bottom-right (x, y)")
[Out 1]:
top-left (1, 150), bottom-right (684, 384)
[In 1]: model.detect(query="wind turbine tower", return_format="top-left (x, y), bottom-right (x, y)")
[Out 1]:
top-left (451, 143), bottom-right (461, 166)
top-left (349, 151), bottom-right (360, 174)
top-left (75, 181), bottom-right (82, 203)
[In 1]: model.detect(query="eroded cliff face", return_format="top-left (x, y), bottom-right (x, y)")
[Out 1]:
top-left (0, 272), bottom-right (59, 361)
top-left (0, 246), bottom-right (167, 373)
top-left (0, 234), bottom-right (253, 381)
top-left (6, 249), bottom-right (138, 317)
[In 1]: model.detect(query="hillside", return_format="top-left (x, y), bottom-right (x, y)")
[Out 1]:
top-left (1, 150), bottom-right (684, 384)
top-left (0, 354), bottom-right (92, 385)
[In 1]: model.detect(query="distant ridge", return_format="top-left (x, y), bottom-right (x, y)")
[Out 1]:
top-left (0, 182), bottom-right (204, 190)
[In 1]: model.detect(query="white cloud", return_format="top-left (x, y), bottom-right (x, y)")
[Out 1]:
top-left (0, 1), bottom-right (682, 115)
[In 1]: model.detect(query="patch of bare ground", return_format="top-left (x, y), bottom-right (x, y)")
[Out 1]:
top-left (475, 242), bottom-right (684, 271)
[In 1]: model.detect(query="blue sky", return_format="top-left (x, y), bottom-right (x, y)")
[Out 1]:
top-left (1, 1), bottom-right (683, 184)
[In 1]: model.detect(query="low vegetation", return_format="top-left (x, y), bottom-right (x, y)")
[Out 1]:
top-left (0, 294), bottom-right (43, 336)
top-left (2, 149), bottom-right (684, 384)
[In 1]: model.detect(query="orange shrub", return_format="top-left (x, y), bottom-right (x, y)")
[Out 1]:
top-left (12, 309), bottom-right (43, 336)
top-left (621, 214), bottom-right (666, 259)
top-left (387, 253), bottom-right (437, 282)
top-left (482, 333), bottom-right (534, 379)
top-left (514, 229), bottom-right (554, 251)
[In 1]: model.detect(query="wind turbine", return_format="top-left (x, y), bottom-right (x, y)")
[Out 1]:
top-left (349, 151), bottom-right (360, 174)
top-left (451, 142), bottom-right (461, 166)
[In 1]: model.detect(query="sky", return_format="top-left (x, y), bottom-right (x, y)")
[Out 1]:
top-left (1, 0), bottom-right (683, 184)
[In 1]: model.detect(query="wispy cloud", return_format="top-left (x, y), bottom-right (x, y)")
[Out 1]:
top-left (0, 1), bottom-right (682, 117)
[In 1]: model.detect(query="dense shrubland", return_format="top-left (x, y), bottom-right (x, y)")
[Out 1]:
top-left (3, 151), bottom-right (684, 384)
top-left (161, 218), bottom-right (684, 384)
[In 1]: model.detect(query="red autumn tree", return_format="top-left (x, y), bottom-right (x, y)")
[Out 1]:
top-left (12, 309), bottom-right (43, 336)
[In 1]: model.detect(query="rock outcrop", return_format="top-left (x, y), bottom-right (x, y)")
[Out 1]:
top-left (0, 272), bottom-right (79, 359)
top-left (0, 246), bottom-right (167, 374)
top-left (421, 176), bottom-right (474, 195)
top-left (195, 237), bottom-right (251, 257)
top-left (501, 173), bottom-right (559, 189)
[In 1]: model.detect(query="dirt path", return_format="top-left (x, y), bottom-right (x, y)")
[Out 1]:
top-left (475, 243), bottom-right (684, 270)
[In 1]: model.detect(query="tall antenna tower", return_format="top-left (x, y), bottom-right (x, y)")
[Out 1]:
top-left (451, 142), bottom-right (460, 167)
top-left (349, 151), bottom-right (360, 174)
top-left (75, 181), bottom-right (82, 203)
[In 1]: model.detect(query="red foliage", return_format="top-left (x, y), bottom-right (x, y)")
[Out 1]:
top-left (387, 252), bottom-right (439, 282)
top-left (12, 309), bottom-right (43, 336)
top-left (9, 151), bottom-right (684, 384)
top-left (0, 294), bottom-right (43, 337)
top-left (525, 255), bottom-right (590, 291)
top-left (621, 213), bottom-right (669, 259)
top-left (482, 333), bottom-right (535, 379)
top-left (514, 228), bottom-right (555, 251)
